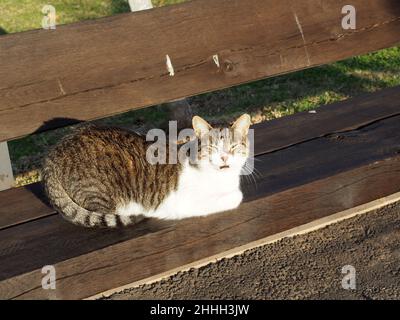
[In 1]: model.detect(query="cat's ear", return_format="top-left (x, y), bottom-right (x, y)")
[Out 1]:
top-left (192, 116), bottom-right (212, 137)
top-left (231, 114), bottom-right (251, 136)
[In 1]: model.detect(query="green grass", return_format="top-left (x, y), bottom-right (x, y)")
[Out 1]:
top-left (0, 0), bottom-right (186, 33)
top-left (1, 1), bottom-right (399, 184)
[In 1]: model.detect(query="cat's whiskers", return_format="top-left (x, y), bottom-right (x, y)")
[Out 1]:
top-left (241, 162), bottom-right (258, 190)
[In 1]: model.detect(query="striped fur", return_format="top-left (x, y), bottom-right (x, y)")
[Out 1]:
top-left (42, 125), bottom-right (180, 228)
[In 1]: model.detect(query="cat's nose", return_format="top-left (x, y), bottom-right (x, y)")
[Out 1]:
top-left (221, 154), bottom-right (228, 163)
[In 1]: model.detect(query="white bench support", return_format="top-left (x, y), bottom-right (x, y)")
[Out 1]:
top-left (129, 0), bottom-right (153, 11)
top-left (0, 142), bottom-right (14, 191)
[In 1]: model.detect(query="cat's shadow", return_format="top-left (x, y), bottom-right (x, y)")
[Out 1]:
top-left (33, 117), bottom-right (83, 135)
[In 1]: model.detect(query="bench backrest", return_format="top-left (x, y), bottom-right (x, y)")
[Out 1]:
top-left (1, 0), bottom-right (399, 143)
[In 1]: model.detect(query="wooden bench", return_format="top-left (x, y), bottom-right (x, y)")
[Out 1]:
top-left (0, 0), bottom-right (399, 299)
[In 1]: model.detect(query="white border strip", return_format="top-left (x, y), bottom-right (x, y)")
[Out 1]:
top-left (87, 191), bottom-right (400, 300)
top-left (0, 142), bottom-right (14, 191)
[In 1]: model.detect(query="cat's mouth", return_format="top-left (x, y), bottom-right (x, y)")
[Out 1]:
top-left (220, 165), bottom-right (230, 170)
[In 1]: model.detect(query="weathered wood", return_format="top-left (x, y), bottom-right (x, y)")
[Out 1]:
top-left (1, 86), bottom-right (400, 230)
top-left (0, 142), bottom-right (14, 191)
top-left (0, 183), bottom-right (51, 230)
top-left (0, 111), bottom-right (399, 299)
top-left (1, 155), bottom-right (399, 299)
top-left (129, 0), bottom-right (193, 129)
top-left (90, 190), bottom-right (400, 299)
top-left (254, 86), bottom-right (400, 155)
top-left (246, 114), bottom-right (400, 200)
top-left (1, 0), bottom-right (399, 142)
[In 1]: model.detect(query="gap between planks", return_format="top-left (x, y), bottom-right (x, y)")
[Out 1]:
top-left (87, 191), bottom-right (400, 300)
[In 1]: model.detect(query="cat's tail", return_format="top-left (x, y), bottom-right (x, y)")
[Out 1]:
top-left (42, 164), bottom-right (144, 228)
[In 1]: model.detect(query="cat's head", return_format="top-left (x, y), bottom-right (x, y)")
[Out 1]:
top-left (192, 114), bottom-right (251, 171)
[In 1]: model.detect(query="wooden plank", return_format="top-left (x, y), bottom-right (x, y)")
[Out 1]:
top-left (0, 113), bottom-right (399, 298)
top-left (1, 155), bottom-right (399, 299)
top-left (0, 142), bottom-right (14, 191)
top-left (89, 190), bottom-right (400, 299)
top-left (254, 86), bottom-right (400, 155)
top-left (247, 114), bottom-right (400, 201)
top-left (129, 0), bottom-right (194, 129)
top-left (1, 86), bottom-right (400, 229)
top-left (1, 0), bottom-right (400, 142)
top-left (0, 183), bottom-right (53, 230)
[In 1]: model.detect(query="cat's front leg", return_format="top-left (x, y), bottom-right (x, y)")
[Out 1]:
top-left (183, 190), bottom-right (243, 218)
top-left (215, 190), bottom-right (243, 212)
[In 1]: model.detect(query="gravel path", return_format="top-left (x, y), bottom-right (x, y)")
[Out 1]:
top-left (105, 201), bottom-right (400, 300)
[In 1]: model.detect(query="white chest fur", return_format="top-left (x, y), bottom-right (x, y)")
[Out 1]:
top-left (116, 163), bottom-right (243, 220)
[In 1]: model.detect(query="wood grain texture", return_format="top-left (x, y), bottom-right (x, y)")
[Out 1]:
top-left (89, 190), bottom-right (400, 299)
top-left (1, 155), bottom-right (399, 299)
top-left (1, 0), bottom-right (400, 142)
top-left (247, 114), bottom-right (400, 201)
top-left (0, 112), bottom-right (399, 299)
top-left (0, 183), bottom-right (52, 230)
top-left (1, 86), bottom-right (400, 229)
top-left (253, 86), bottom-right (400, 155)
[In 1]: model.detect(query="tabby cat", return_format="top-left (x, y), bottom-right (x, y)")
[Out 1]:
top-left (42, 114), bottom-right (251, 228)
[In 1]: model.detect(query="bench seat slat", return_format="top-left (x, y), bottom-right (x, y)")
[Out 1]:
top-left (0, 183), bottom-right (54, 230)
top-left (254, 86), bottom-right (400, 155)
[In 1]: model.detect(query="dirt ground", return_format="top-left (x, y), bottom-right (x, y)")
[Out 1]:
top-left (105, 201), bottom-right (400, 300)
